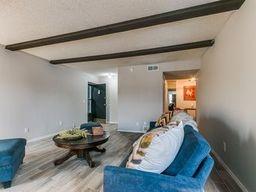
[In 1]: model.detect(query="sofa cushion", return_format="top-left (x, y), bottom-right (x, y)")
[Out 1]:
top-left (0, 138), bottom-right (26, 166)
top-left (162, 125), bottom-right (211, 177)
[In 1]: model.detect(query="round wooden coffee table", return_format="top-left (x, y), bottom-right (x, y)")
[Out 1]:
top-left (53, 131), bottom-right (110, 168)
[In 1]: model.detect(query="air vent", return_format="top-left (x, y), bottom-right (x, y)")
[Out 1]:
top-left (147, 65), bottom-right (159, 71)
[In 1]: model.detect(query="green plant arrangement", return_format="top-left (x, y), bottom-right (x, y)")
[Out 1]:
top-left (57, 128), bottom-right (88, 140)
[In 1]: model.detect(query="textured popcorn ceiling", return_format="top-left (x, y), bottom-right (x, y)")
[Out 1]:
top-left (0, 0), bottom-right (232, 74)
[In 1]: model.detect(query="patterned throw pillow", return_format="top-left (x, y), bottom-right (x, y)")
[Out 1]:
top-left (164, 112), bottom-right (171, 124)
top-left (155, 114), bottom-right (167, 127)
top-left (126, 122), bottom-right (184, 173)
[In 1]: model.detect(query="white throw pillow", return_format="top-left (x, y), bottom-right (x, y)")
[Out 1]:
top-left (170, 111), bottom-right (198, 131)
top-left (126, 122), bottom-right (184, 173)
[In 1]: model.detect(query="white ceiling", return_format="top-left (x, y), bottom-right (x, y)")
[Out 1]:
top-left (65, 48), bottom-right (206, 75)
top-left (0, 0), bottom-right (232, 75)
top-left (23, 13), bottom-right (231, 60)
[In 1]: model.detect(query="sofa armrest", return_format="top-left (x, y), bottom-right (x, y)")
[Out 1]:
top-left (104, 166), bottom-right (203, 192)
top-left (193, 155), bottom-right (214, 186)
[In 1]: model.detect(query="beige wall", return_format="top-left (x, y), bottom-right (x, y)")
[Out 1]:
top-left (0, 45), bottom-right (98, 141)
top-left (118, 60), bottom-right (201, 132)
top-left (198, 0), bottom-right (256, 191)
top-left (176, 79), bottom-right (196, 118)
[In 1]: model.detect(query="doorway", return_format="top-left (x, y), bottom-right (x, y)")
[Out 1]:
top-left (88, 83), bottom-right (106, 123)
top-left (163, 70), bottom-right (199, 119)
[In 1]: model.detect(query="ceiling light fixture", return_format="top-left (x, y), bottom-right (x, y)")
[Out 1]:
top-left (190, 77), bottom-right (196, 82)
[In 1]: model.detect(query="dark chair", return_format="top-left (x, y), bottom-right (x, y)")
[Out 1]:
top-left (80, 122), bottom-right (102, 133)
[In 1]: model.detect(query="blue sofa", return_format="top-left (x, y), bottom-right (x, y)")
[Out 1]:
top-left (104, 125), bottom-right (214, 192)
top-left (0, 138), bottom-right (26, 188)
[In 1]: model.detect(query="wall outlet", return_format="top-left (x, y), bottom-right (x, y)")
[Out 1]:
top-left (24, 128), bottom-right (29, 133)
top-left (136, 122), bottom-right (140, 127)
top-left (59, 121), bottom-right (63, 127)
top-left (223, 141), bottom-right (227, 152)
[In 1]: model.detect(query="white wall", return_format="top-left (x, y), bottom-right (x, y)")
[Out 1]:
top-left (198, 0), bottom-right (256, 191)
top-left (0, 45), bottom-right (98, 141)
top-left (99, 75), bottom-right (118, 123)
top-left (118, 60), bottom-right (201, 132)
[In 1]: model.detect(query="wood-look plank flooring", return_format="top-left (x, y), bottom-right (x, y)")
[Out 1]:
top-left (1, 124), bottom-right (232, 192)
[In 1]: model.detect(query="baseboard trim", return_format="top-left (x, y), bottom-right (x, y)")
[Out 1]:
top-left (118, 129), bottom-right (145, 133)
top-left (106, 121), bottom-right (118, 124)
top-left (28, 132), bottom-right (58, 143)
top-left (211, 150), bottom-right (248, 192)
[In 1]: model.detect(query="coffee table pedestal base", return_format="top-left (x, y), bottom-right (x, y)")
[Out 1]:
top-left (54, 147), bottom-right (105, 168)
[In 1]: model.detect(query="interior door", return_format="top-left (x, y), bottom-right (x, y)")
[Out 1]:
top-left (93, 84), bottom-right (106, 121)
top-left (88, 83), bottom-right (106, 123)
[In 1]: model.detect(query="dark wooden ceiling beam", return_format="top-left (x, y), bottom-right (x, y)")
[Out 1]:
top-left (6, 0), bottom-right (244, 51)
top-left (49, 40), bottom-right (214, 64)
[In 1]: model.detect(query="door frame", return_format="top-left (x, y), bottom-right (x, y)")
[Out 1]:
top-left (87, 82), bottom-right (107, 122)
